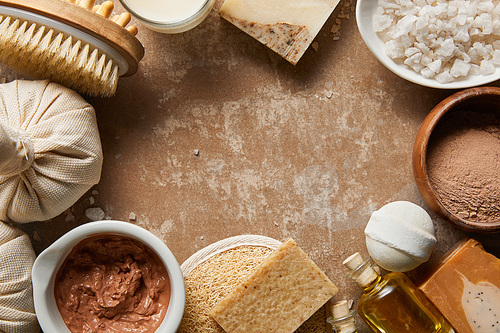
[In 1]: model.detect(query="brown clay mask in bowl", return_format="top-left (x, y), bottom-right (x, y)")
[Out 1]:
top-left (32, 221), bottom-right (185, 333)
top-left (413, 87), bottom-right (500, 233)
top-left (54, 234), bottom-right (171, 333)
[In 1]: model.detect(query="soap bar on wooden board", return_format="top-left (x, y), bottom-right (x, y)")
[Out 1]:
top-left (210, 238), bottom-right (338, 333)
top-left (219, 0), bottom-right (340, 65)
top-left (418, 238), bottom-right (500, 333)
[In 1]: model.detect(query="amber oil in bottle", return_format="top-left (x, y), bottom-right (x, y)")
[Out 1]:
top-left (343, 253), bottom-right (455, 333)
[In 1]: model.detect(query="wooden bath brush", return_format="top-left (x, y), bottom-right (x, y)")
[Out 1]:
top-left (0, 0), bottom-right (144, 96)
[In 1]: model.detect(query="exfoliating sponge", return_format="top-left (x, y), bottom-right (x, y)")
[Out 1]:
top-left (0, 79), bottom-right (103, 223)
top-left (364, 201), bottom-right (436, 272)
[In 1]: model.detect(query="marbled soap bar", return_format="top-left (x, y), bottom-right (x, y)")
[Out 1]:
top-left (418, 238), bottom-right (500, 333)
top-left (219, 0), bottom-right (340, 65)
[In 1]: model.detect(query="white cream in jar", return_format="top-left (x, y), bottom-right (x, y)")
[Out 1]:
top-left (120, 0), bottom-right (214, 33)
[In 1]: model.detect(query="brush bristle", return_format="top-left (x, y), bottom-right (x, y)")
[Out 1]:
top-left (0, 14), bottom-right (119, 97)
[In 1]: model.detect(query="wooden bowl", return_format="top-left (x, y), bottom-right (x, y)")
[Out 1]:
top-left (413, 87), bottom-right (500, 233)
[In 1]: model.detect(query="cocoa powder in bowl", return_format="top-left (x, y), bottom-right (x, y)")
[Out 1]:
top-left (426, 94), bottom-right (500, 228)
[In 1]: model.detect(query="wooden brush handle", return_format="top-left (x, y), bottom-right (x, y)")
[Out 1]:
top-left (0, 0), bottom-right (144, 76)
top-left (96, 1), bottom-right (114, 18)
top-left (78, 0), bottom-right (96, 10)
top-left (111, 12), bottom-right (131, 27)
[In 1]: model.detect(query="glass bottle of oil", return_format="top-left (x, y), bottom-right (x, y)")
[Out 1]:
top-left (343, 253), bottom-right (455, 333)
top-left (327, 300), bottom-right (358, 333)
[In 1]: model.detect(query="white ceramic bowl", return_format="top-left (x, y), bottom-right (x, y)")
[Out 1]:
top-left (119, 0), bottom-right (215, 34)
top-left (356, 0), bottom-right (500, 89)
top-left (32, 220), bottom-right (185, 333)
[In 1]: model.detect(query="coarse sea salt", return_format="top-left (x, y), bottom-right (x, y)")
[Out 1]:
top-left (374, 0), bottom-right (500, 83)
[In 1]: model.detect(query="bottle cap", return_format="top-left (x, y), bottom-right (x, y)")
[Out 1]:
top-left (332, 300), bottom-right (350, 319)
top-left (343, 253), bottom-right (364, 271)
top-left (328, 300), bottom-right (357, 333)
top-left (343, 253), bottom-right (379, 288)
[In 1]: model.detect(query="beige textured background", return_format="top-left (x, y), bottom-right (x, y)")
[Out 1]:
top-left (1, 0), bottom-right (499, 331)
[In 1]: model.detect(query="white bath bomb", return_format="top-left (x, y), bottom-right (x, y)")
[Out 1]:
top-left (365, 201), bottom-right (436, 272)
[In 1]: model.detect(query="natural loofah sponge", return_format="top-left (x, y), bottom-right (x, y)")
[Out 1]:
top-left (210, 238), bottom-right (338, 333)
top-left (0, 222), bottom-right (38, 332)
top-left (0, 80), bottom-right (103, 223)
top-left (364, 201), bottom-right (437, 272)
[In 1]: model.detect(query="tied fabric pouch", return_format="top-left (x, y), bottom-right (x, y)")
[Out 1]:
top-left (0, 222), bottom-right (38, 332)
top-left (0, 80), bottom-right (102, 223)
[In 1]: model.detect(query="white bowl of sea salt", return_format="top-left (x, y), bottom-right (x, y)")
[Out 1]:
top-left (413, 87), bottom-right (500, 233)
top-left (356, 0), bottom-right (500, 89)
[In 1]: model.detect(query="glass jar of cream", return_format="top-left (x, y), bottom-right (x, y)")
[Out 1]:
top-left (119, 0), bottom-right (215, 33)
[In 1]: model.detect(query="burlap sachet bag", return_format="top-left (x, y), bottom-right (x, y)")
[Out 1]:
top-left (0, 80), bottom-right (103, 223)
top-left (0, 222), bottom-right (38, 332)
